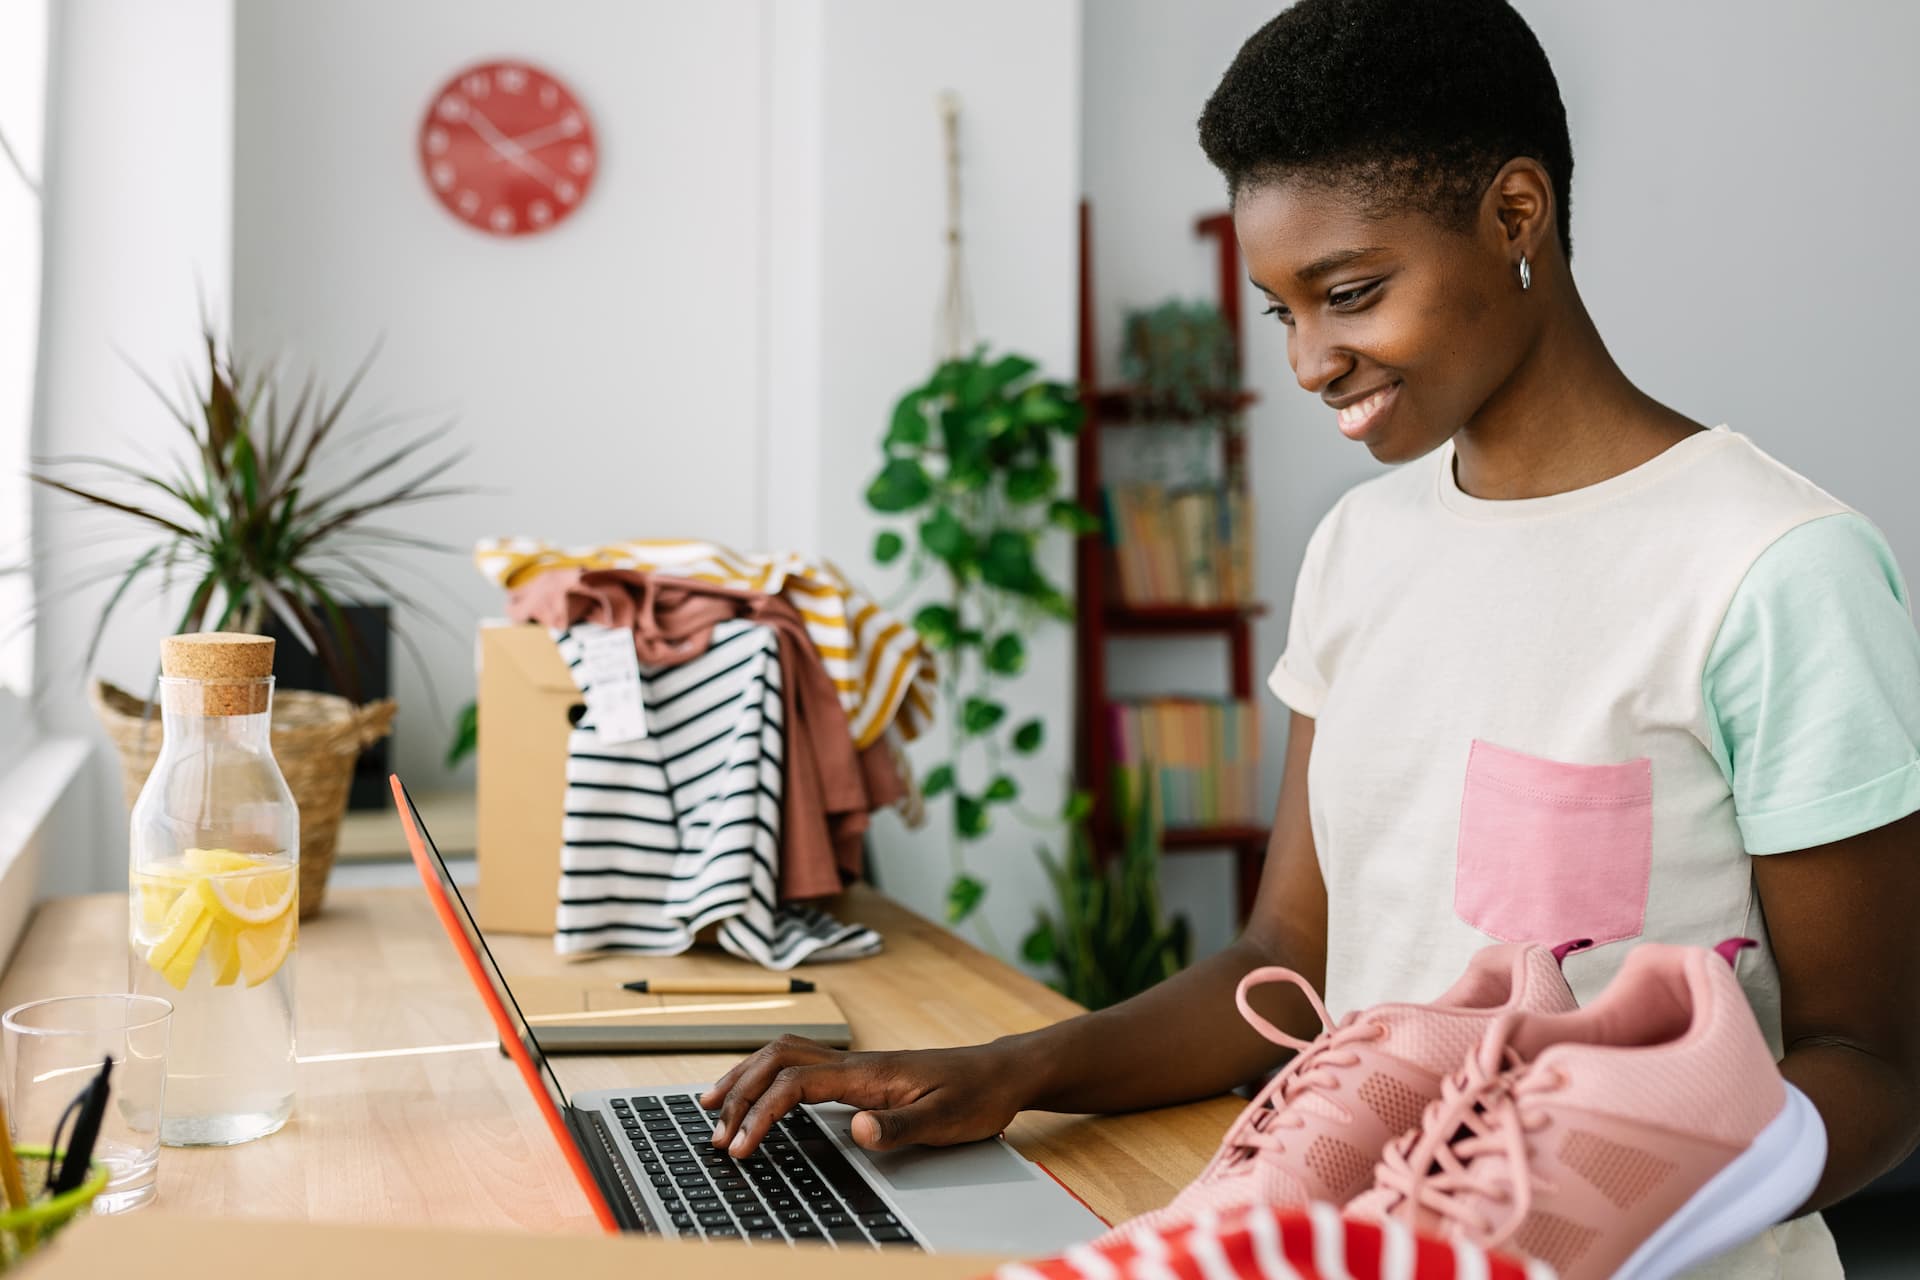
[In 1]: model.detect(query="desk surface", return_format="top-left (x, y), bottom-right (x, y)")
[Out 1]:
top-left (0, 885), bottom-right (1239, 1233)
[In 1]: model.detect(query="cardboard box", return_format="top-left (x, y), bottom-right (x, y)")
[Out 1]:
top-left (35, 1213), bottom-right (1011, 1279)
top-left (476, 623), bottom-right (579, 934)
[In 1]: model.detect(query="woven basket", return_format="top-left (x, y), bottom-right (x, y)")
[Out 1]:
top-left (91, 680), bottom-right (397, 918)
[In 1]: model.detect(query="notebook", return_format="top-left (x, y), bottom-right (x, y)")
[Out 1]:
top-left (505, 976), bottom-right (854, 1053)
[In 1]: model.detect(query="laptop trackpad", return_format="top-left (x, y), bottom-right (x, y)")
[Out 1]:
top-left (863, 1137), bottom-right (1035, 1190)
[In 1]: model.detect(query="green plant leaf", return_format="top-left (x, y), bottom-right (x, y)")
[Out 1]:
top-left (988, 353), bottom-right (1037, 390)
top-left (922, 763), bottom-right (955, 798)
top-left (1048, 499), bottom-right (1103, 535)
top-left (1013, 718), bottom-right (1044, 754)
top-left (918, 507), bottom-right (972, 571)
top-left (865, 457), bottom-right (933, 513)
top-left (962, 697), bottom-right (1006, 735)
top-left (984, 633), bottom-right (1025, 676)
top-left (1062, 789), bottom-right (1094, 823)
top-left (954, 794), bottom-right (989, 838)
top-left (873, 530), bottom-right (905, 564)
top-left (946, 874), bottom-right (987, 924)
top-left (911, 603), bottom-right (960, 650)
top-left (1004, 460), bottom-right (1058, 505)
top-left (1021, 918), bottom-right (1057, 966)
top-left (1017, 382), bottom-right (1074, 427)
top-left (979, 530), bottom-right (1039, 593)
top-left (445, 700), bottom-right (479, 768)
top-left (985, 773), bottom-right (1019, 803)
top-left (886, 391), bottom-right (930, 449)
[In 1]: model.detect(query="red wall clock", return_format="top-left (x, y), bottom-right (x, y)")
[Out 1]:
top-left (419, 60), bottom-right (597, 237)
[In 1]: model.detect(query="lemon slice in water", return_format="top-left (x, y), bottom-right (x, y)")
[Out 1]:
top-left (184, 848), bottom-right (262, 875)
top-left (147, 890), bottom-right (213, 990)
top-left (198, 868), bottom-right (296, 926)
top-left (235, 910), bottom-right (296, 987)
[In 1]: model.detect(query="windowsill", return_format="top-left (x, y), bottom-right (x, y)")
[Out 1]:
top-left (0, 735), bottom-right (89, 872)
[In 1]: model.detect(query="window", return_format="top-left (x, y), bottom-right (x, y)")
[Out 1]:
top-left (0, 0), bottom-right (47, 700)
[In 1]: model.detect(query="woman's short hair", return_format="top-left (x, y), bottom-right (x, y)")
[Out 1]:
top-left (1200, 0), bottom-right (1576, 262)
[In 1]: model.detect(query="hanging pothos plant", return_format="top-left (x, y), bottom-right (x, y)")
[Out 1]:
top-left (864, 342), bottom-right (1097, 936)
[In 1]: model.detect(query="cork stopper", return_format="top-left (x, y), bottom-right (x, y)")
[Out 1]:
top-left (160, 632), bottom-right (275, 716)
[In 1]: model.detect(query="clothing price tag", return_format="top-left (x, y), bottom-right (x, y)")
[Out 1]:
top-left (578, 627), bottom-right (649, 744)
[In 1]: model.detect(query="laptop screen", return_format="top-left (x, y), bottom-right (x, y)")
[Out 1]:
top-left (394, 781), bottom-right (576, 1126)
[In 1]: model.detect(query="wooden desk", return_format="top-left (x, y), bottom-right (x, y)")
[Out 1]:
top-left (0, 886), bottom-right (1239, 1233)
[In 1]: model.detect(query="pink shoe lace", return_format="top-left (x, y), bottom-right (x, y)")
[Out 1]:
top-left (1207, 967), bottom-right (1390, 1176)
top-left (1367, 1020), bottom-right (1566, 1251)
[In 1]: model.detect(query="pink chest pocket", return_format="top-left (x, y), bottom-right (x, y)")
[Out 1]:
top-left (1453, 738), bottom-right (1653, 949)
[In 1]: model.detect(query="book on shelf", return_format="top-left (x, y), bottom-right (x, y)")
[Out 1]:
top-left (1103, 482), bottom-right (1254, 609)
top-left (1107, 697), bottom-right (1261, 828)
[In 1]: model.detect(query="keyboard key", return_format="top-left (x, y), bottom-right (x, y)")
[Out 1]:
top-left (769, 1195), bottom-right (799, 1212)
top-left (649, 1174), bottom-right (672, 1189)
top-left (819, 1212), bottom-right (851, 1228)
top-left (870, 1226), bottom-right (912, 1242)
top-left (749, 1229), bottom-right (784, 1242)
top-left (707, 1225), bottom-right (740, 1240)
top-left (778, 1209), bottom-right (812, 1226)
top-left (724, 1189), bottom-right (758, 1205)
top-left (715, 1176), bottom-right (748, 1193)
top-left (675, 1176), bottom-right (710, 1192)
top-left (669, 1213), bottom-right (694, 1231)
top-left (632, 1097), bottom-right (664, 1112)
top-left (789, 1223), bottom-right (823, 1240)
top-left (827, 1226), bottom-right (868, 1245)
top-left (856, 1212), bottom-right (899, 1227)
top-left (698, 1211), bottom-right (733, 1227)
top-left (738, 1214), bottom-right (773, 1230)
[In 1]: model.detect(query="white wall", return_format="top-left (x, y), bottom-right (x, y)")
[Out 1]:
top-left (813, 0), bottom-right (1083, 960)
top-left (1083, 0), bottom-right (1920, 959)
top-left (30, 0), bottom-right (234, 895)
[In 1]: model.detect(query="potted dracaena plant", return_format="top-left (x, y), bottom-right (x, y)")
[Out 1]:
top-left (28, 327), bottom-right (468, 916)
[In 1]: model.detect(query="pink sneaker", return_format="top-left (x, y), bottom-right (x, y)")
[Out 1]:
top-left (1348, 940), bottom-right (1827, 1280)
top-left (1097, 940), bottom-right (1585, 1246)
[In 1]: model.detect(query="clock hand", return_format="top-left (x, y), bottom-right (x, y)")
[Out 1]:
top-left (496, 114), bottom-right (583, 157)
top-left (467, 107), bottom-right (566, 192)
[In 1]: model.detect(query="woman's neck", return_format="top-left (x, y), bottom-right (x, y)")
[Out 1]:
top-left (1450, 289), bottom-right (1703, 501)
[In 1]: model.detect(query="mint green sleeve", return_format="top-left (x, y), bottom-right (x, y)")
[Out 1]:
top-left (1703, 512), bottom-right (1920, 854)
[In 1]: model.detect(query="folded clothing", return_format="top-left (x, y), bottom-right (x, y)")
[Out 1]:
top-left (512, 566), bottom-right (903, 901)
top-left (479, 536), bottom-right (937, 748)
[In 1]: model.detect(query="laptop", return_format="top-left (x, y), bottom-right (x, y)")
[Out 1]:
top-left (392, 775), bottom-right (1110, 1253)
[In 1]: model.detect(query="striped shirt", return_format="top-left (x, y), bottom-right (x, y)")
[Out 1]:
top-left (555, 618), bottom-right (878, 968)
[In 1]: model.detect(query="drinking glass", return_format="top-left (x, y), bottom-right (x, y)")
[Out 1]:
top-left (3, 994), bottom-right (172, 1212)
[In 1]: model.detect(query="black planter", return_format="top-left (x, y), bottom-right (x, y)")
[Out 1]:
top-left (262, 603), bottom-right (392, 811)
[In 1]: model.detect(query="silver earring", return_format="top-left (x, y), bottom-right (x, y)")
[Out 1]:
top-left (1518, 254), bottom-right (1532, 291)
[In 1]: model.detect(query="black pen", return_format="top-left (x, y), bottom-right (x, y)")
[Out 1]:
top-left (623, 977), bottom-right (815, 995)
top-left (50, 1057), bottom-right (112, 1197)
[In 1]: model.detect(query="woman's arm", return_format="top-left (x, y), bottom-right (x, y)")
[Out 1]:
top-left (703, 710), bottom-right (1329, 1153)
top-left (1753, 806), bottom-right (1920, 1212)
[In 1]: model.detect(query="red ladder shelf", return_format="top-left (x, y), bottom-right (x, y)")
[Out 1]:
top-left (1073, 199), bottom-right (1270, 921)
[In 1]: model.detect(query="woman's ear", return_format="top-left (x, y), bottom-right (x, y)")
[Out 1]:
top-left (1484, 156), bottom-right (1553, 250)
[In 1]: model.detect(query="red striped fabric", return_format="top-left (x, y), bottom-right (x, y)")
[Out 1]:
top-left (992, 1203), bottom-right (1552, 1280)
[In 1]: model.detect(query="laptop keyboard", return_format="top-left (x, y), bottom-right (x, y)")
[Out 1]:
top-left (612, 1093), bottom-right (923, 1249)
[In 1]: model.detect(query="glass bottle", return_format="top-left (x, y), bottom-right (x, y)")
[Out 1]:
top-left (128, 632), bottom-right (297, 1146)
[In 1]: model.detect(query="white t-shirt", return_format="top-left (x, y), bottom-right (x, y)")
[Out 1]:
top-left (1267, 424), bottom-right (1920, 1278)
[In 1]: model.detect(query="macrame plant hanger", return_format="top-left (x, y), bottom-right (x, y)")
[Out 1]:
top-left (934, 91), bottom-right (976, 365)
